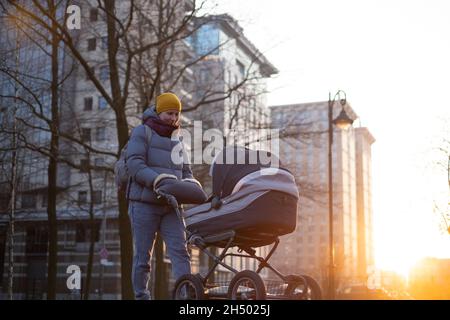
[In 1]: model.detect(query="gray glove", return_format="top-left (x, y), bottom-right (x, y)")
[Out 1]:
top-left (181, 178), bottom-right (202, 188)
top-left (153, 173), bottom-right (177, 190)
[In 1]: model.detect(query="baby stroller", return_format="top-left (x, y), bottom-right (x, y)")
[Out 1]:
top-left (156, 146), bottom-right (322, 300)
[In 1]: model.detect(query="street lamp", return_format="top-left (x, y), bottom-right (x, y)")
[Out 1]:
top-left (327, 90), bottom-right (353, 299)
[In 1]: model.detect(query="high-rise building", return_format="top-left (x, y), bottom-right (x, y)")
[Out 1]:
top-left (188, 14), bottom-right (277, 144)
top-left (187, 13), bottom-right (278, 282)
top-left (269, 101), bottom-right (375, 292)
top-left (355, 127), bottom-right (375, 282)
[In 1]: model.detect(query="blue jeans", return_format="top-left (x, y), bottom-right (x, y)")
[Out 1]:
top-left (128, 201), bottom-right (191, 300)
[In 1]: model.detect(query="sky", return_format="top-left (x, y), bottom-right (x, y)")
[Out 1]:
top-left (213, 0), bottom-right (450, 275)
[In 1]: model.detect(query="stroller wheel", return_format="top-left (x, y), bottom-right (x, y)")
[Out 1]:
top-left (173, 274), bottom-right (206, 300)
top-left (285, 274), bottom-right (322, 300)
top-left (228, 270), bottom-right (266, 300)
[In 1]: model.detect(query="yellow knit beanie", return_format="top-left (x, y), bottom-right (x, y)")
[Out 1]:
top-left (156, 92), bottom-right (182, 114)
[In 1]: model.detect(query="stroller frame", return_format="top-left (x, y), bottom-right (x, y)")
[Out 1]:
top-left (157, 190), bottom-right (322, 300)
top-left (197, 230), bottom-right (283, 281)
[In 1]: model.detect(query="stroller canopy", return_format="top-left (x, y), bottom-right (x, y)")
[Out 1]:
top-left (210, 146), bottom-right (286, 198)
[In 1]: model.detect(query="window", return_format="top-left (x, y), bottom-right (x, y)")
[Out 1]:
top-left (22, 193), bottom-right (36, 209)
top-left (75, 223), bottom-right (85, 242)
top-left (94, 158), bottom-right (104, 167)
top-left (193, 24), bottom-right (219, 56)
top-left (99, 65), bottom-right (109, 81)
top-left (0, 194), bottom-right (9, 211)
top-left (101, 36), bottom-right (108, 50)
top-left (76, 220), bottom-right (100, 243)
top-left (89, 8), bottom-right (98, 22)
top-left (79, 159), bottom-right (89, 173)
top-left (78, 191), bottom-right (87, 205)
top-left (92, 191), bottom-right (102, 204)
top-left (21, 177), bottom-right (30, 190)
top-left (84, 97), bottom-right (93, 111)
top-left (182, 76), bottom-right (190, 90)
top-left (200, 69), bottom-right (208, 83)
top-left (96, 127), bottom-right (106, 141)
top-left (41, 191), bottom-right (47, 208)
top-left (26, 225), bottom-right (48, 254)
top-left (98, 96), bottom-right (108, 110)
top-left (81, 128), bottom-right (91, 143)
top-left (87, 38), bottom-right (96, 51)
top-left (236, 60), bottom-right (245, 78)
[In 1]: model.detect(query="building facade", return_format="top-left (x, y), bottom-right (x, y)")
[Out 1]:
top-left (355, 127), bottom-right (375, 282)
top-left (269, 101), bottom-right (375, 293)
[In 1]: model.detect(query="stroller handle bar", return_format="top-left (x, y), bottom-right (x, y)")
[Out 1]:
top-left (155, 189), bottom-right (193, 239)
top-left (155, 189), bottom-right (179, 208)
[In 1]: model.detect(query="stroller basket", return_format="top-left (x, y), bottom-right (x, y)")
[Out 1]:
top-left (205, 279), bottom-right (290, 299)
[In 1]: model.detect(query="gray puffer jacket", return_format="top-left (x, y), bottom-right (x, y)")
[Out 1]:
top-left (125, 106), bottom-right (193, 205)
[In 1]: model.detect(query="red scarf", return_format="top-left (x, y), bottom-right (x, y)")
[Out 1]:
top-left (144, 117), bottom-right (180, 138)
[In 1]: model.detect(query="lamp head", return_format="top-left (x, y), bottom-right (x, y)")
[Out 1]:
top-left (333, 108), bottom-right (354, 130)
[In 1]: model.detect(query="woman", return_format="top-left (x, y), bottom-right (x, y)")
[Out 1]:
top-left (125, 92), bottom-right (195, 300)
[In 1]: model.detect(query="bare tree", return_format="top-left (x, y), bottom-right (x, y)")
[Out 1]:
top-left (0, 9), bottom-right (45, 299)
top-left (6, 19), bottom-right (20, 300)
top-left (0, 63), bottom-right (21, 300)
top-left (0, 1), bottom-right (115, 299)
top-left (433, 119), bottom-right (450, 234)
top-left (1, 0), bottom-right (84, 299)
top-left (67, 112), bottom-right (116, 300)
top-left (80, 145), bottom-right (99, 300)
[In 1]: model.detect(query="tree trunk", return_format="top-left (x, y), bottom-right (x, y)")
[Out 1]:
top-left (104, 0), bottom-right (134, 299)
top-left (154, 234), bottom-right (169, 299)
top-left (47, 150), bottom-right (58, 300)
top-left (117, 191), bottom-right (134, 299)
top-left (83, 169), bottom-right (95, 300)
top-left (83, 219), bottom-right (95, 300)
top-left (46, 1), bottom-right (59, 299)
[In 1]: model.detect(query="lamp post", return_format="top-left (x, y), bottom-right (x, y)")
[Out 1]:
top-left (327, 90), bottom-right (353, 299)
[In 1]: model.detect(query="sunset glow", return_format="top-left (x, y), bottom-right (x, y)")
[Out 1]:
top-left (215, 0), bottom-right (450, 279)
